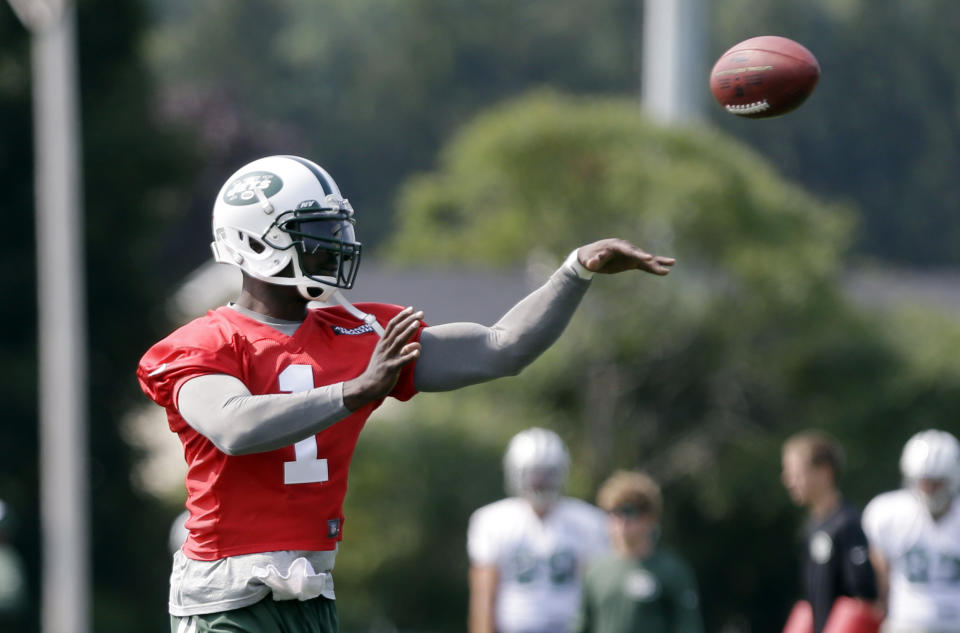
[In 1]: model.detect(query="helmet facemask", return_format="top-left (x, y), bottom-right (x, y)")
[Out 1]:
top-left (900, 429), bottom-right (960, 517)
top-left (513, 465), bottom-right (566, 513)
top-left (503, 428), bottom-right (571, 514)
top-left (907, 477), bottom-right (954, 516)
top-left (262, 197), bottom-right (362, 302)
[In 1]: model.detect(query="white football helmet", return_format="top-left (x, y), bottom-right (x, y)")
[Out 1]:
top-left (503, 427), bottom-right (570, 512)
top-left (211, 155), bottom-right (361, 302)
top-left (900, 429), bottom-right (960, 515)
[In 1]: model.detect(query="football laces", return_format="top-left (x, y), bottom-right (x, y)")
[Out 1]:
top-left (725, 100), bottom-right (771, 115)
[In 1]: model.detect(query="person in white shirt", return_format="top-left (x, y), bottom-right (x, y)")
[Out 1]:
top-left (862, 429), bottom-right (960, 633)
top-left (467, 428), bottom-right (609, 633)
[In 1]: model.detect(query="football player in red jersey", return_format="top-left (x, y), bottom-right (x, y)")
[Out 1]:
top-left (138, 155), bottom-right (675, 633)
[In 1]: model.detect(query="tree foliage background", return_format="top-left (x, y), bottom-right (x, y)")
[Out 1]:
top-left (355, 91), bottom-right (960, 633)
top-left (2, 0), bottom-right (960, 631)
top-left (144, 0), bottom-right (960, 268)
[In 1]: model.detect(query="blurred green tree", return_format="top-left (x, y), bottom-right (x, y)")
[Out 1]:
top-left (143, 0), bottom-right (640, 257)
top-left (144, 0), bottom-right (960, 267)
top-left (332, 91), bottom-right (960, 632)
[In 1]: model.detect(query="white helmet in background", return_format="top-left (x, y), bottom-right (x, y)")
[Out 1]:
top-left (211, 155), bottom-right (361, 302)
top-left (504, 427), bottom-right (570, 512)
top-left (900, 429), bottom-right (960, 515)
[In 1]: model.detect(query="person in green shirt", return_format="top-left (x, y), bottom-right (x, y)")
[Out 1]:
top-left (575, 470), bottom-right (704, 633)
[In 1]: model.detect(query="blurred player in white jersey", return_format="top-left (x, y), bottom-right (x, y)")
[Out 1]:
top-left (467, 428), bottom-right (609, 633)
top-left (863, 429), bottom-right (960, 633)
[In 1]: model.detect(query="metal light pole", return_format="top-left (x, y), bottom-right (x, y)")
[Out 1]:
top-left (641, 0), bottom-right (707, 125)
top-left (5, 0), bottom-right (89, 631)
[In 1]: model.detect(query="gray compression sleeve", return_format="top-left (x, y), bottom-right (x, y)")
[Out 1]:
top-left (177, 374), bottom-right (350, 455)
top-left (414, 264), bottom-right (591, 392)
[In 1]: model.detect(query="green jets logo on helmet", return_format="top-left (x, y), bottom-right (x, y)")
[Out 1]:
top-left (223, 171), bottom-right (283, 206)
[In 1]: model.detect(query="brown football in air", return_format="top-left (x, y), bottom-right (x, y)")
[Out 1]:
top-left (710, 35), bottom-right (820, 119)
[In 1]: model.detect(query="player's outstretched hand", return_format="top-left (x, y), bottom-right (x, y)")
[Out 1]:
top-left (343, 307), bottom-right (423, 410)
top-left (577, 238), bottom-right (675, 276)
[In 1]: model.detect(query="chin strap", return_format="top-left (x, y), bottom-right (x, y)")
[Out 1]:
top-left (298, 282), bottom-right (336, 303)
top-left (328, 290), bottom-right (385, 337)
top-left (296, 284), bottom-right (386, 337)
top-left (918, 486), bottom-right (953, 516)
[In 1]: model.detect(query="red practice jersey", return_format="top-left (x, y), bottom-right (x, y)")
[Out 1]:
top-left (137, 303), bottom-right (423, 561)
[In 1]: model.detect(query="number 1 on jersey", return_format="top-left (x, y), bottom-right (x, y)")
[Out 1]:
top-left (278, 364), bottom-right (329, 485)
